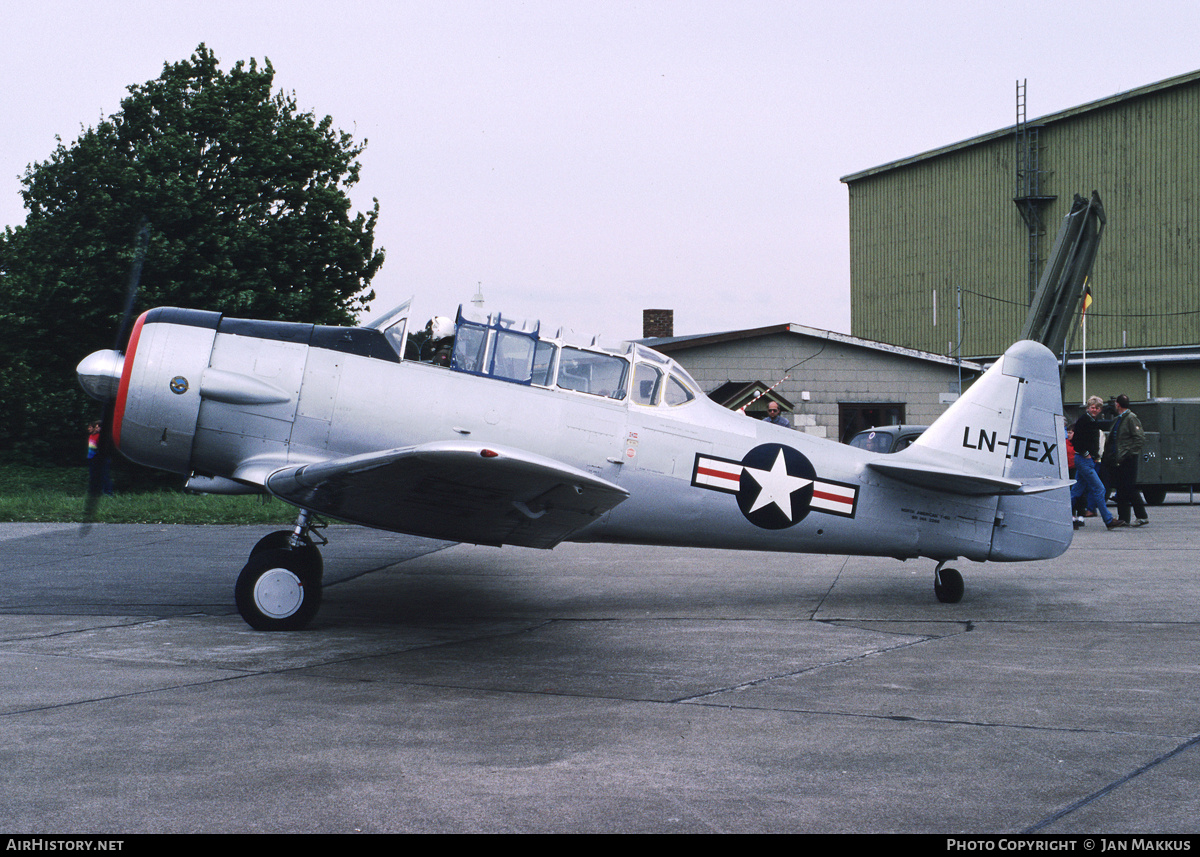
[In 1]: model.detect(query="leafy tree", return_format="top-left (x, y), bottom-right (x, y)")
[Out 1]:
top-left (0, 44), bottom-right (384, 462)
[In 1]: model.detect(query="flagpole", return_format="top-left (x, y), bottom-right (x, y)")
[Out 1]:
top-left (1080, 279), bottom-right (1091, 403)
top-left (1082, 311), bottom-right (1087, 402)
top-left (1080, 280), bottom-right (1089, 400)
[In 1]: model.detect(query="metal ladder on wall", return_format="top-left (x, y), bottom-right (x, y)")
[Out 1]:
top-left (1014, 80), bottom-right (1056, 303)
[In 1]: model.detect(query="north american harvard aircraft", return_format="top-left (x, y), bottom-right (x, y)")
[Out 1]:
top-left (77, 298), bottom-right (1073, 630)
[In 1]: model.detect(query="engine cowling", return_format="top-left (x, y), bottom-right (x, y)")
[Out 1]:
top-left (78, 308), bottom-right (220, 476)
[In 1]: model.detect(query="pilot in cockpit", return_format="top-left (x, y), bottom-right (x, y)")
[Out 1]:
top-left (427, 316), bottom-right (455, 365)
top-left (409, 316), bottom-right (455, 366)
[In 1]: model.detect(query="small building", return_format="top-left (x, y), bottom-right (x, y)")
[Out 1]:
top-left (706, 381), bottom-right (796, 420)
top-left (643, 323), bottom-right (983, 443)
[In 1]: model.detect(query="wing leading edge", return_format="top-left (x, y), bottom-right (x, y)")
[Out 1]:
top-left (264, 441), bottom-right (629, 549)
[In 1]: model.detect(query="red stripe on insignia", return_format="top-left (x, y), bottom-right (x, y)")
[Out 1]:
top-left (812, 489), bottom-right (850, 505)
top-left (697, 464), bottom-right (741, 480)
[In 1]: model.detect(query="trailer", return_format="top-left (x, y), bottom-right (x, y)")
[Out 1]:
top-left (1125, 401), bottom-right (1200, 505)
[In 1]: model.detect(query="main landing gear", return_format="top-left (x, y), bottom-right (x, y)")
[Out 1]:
top-left (933, 560), bottom-right (964, 604)
top-left (235, 509), bottom-right (327, 631)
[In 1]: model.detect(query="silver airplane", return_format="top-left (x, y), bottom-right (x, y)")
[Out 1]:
top-left (77, 299), bottom-right (1073, 630)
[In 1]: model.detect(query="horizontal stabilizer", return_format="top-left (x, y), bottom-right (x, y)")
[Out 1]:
top-left (867, 453), bottom-right (1071, 496)
top-left (265, 441), bottom-right (629, 549)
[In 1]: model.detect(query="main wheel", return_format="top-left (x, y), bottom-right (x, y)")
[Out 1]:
top-left (249, 530), bottom-right (323, 579)
top-left (934, 567), bottom-right (964, 604)
top-left (235, 548), bottom-right (322, 631)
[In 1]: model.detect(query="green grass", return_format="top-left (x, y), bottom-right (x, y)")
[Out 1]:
top-left (0, 463), bottom-right (295, 525)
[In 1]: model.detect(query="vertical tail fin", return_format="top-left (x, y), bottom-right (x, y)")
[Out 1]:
top-left (868, 340), bottom-right (1069, 494)
top-left (867, 339), bottom-right (1073, 560)
top-left (916, 339), bottom-right (1067, 486)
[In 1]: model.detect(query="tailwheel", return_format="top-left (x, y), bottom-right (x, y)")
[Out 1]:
top-left (235, 547), bottom-right (322, 631)
top-left (934, 564), bottom-right (964, 604)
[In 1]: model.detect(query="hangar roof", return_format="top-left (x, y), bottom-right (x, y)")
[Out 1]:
top-left (840, 68), bottom-right (1200, 184)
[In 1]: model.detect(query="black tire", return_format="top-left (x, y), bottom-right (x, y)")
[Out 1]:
top-left (1140, 486), bottom-right (1167, 506)
top-left (251, 530), bottom-right (294, 555)
top-left (249, 530), bottom-right (323, 579)
top-left (934, 567), bottom-right (964, 604)
top-left (235, 548), bottom-right (322, 631)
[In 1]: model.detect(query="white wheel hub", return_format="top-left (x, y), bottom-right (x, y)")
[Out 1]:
top-left (253, 567), bottom-right (304, 619)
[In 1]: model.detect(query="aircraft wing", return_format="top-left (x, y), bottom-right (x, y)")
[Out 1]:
top-left (264, 441), bottom-right (630, 549)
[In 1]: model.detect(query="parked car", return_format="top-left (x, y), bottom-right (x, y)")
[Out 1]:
top-left (847, 425), bottom-right (928, 454)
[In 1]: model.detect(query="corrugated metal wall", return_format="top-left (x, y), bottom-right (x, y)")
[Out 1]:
top-left (848, 76), bottom-right (1200, 358)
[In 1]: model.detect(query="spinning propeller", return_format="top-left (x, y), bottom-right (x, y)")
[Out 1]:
top-left (76, 218), bottom-right (151, 527)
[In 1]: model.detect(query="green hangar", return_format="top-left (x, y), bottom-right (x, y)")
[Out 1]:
top-left (841, 70), bottom-right (1200, 405)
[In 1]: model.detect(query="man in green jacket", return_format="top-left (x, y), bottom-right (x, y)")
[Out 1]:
top-left (1106, 394), bottom-right (1148, 527)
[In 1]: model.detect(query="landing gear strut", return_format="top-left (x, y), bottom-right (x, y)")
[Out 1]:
top-left (933, 560), bottom-right (964, 604)
top-left (235, 509), bottom-right (326, 631)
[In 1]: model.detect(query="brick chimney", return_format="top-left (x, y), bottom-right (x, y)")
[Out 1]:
top-left (643, 309), bottom-right (674, 339)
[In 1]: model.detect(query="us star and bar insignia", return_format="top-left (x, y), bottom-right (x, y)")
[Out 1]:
top-left (691, 443), bottom-right (859, 529)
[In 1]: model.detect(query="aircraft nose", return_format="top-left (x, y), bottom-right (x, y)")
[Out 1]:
top-left (77, 349), bottom-right (124, 401)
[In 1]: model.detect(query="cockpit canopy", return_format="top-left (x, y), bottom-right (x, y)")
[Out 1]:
top-left (371, 300), bottom-right (700, 406)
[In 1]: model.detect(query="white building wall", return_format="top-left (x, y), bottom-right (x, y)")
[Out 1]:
top-left (661, 333), bottom-right (971, 441)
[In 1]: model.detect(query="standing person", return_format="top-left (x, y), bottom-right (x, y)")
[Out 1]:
top-left (86, 420), bottom-right (114, 497)
top-left (1070, 397), bottom-right (1119, 529)
top-left (1066, 426), bottom-right (1086, 526)
top-left (1107, 394), bottom-right (1148, 527)
top-left (762, 404), bottom-right (790, 428)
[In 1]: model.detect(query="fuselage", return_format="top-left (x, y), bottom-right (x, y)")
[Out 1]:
top-left (91, 305), bottom-right (1068, 565)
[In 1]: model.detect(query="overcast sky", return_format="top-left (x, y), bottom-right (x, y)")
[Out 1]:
top-left (3, 0), bottom-right (1197, 340)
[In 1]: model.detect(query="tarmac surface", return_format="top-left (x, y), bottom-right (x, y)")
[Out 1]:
top-left (0, 502), bottom-right (1197, 833)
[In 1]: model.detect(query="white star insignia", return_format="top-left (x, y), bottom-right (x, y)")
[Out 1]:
top-left (742, 449), bottom-right (812, 520)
